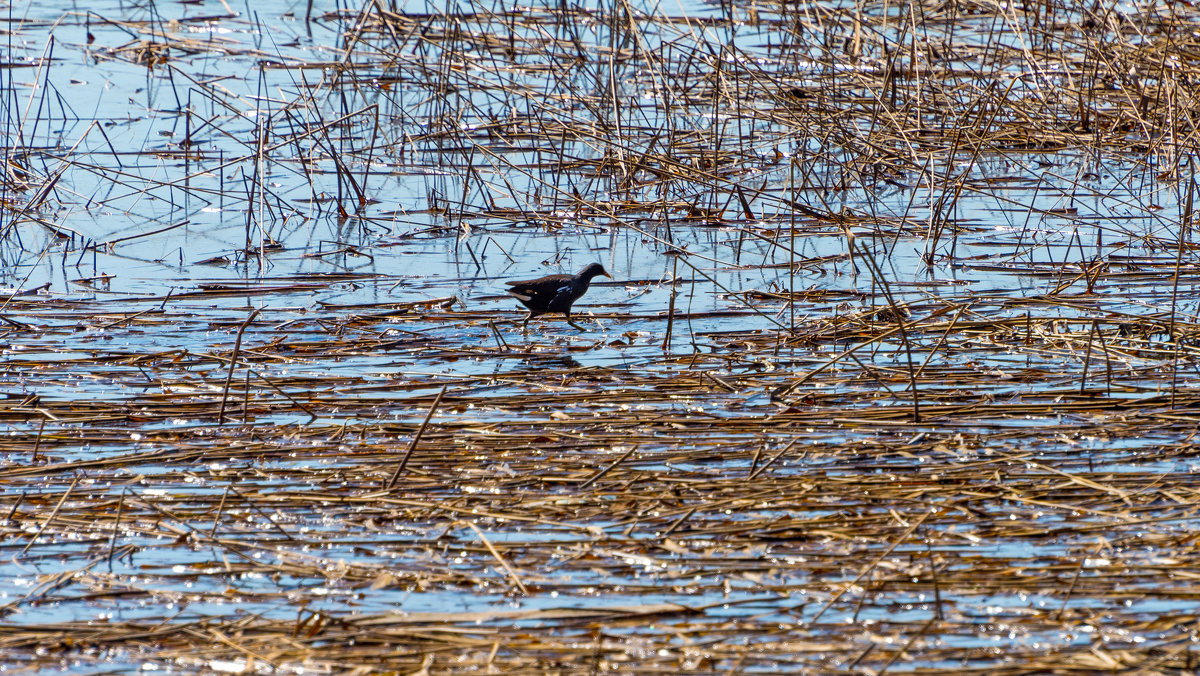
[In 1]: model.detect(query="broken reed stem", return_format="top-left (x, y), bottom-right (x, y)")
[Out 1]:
top-left (748, 444), bottom-right (764, 478)
top-left (662, 256), bottom-right (677, 349)
top-left (912, 302), bottom-right (971, 385)
top-left (854, 241), bottom-right (921, 422)
top-left (876, 617), bottom-right (937, 676)
top-left (925, 527), bottom-right (943, 621)
top-left (661, 506), bottom-right (697, 538)
top-left (1080, 318), bottom-right (1097, 395)
top-left (775, 305), bottom-right (956, 398)
top-left (487, 320), bottom-right (509, 351)
top-left (32, 417), bottom-right (45, 462)
top-left (580, 446), bottom-right (638, 489)
top-left (207, 626), bottom-right (279, 670)
top-left (747, 439), bottom-right (798, 480)
top-left (210, 485), bottom-right (230, 539)
top-left (20, 475), bottom-right (79, 557)
top-left (847, 644), bottom-right (877, 671)
top-left (458, 519), bottom-right (529, 595)
top-left (5, 493), bottom-right (24, 522)
top-left (810, 511), bottom-right (931, 623)
top-left (247, 367), bottom-right (318, 423)
top-left (1169, 178), bottom-right (1193, 409)
top-left (106, 488), bottom-right (126, 572)
top-left (1057, 542), bottom-right (1105, 621)
top-left (218, 307), bottom-right (263, 424)
top-left (386, 384), bottom-right (448, 489)
top-left (227, 485), bottom-right (296, 541)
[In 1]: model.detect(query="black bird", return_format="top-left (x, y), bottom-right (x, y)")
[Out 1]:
top-left (505, 263), bottom-right (609, 330)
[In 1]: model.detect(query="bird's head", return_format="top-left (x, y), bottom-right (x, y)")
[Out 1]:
top-left (579, 263), bottom-right (609, 280)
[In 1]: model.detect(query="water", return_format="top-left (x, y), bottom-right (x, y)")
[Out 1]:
top-left (5, 0), bottom-right (1200, 672)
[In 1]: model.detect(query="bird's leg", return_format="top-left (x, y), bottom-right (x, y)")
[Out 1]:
top-left (521, 312), bottom-right (532, 333)
top-left (566, 312), bottom-right (584, 331)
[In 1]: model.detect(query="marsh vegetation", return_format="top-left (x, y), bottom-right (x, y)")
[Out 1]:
top-left (3, 0), bottom-right (1200, 671)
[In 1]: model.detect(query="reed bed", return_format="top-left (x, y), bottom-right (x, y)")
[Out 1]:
top-left (3, 0), bottom-right (1200, 672)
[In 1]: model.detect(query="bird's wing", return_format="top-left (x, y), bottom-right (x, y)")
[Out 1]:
top-left (549, 283), bottom-right (574, 306)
